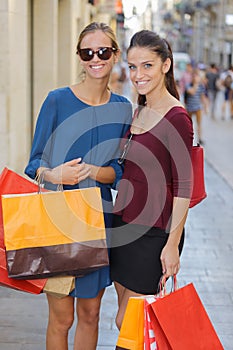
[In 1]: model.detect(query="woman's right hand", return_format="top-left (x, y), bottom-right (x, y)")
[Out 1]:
top-left (45, 158), bottom-right (91, 185)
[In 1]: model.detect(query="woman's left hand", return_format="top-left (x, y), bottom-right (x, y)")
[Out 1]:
top-left (160, 243), bottom-right (180, 278)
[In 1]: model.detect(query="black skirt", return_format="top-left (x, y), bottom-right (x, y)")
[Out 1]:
top-left (110, 215), bottom-right (185, 294)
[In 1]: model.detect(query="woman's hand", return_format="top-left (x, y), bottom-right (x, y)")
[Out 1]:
top-left (161, 197), bottom-right (189, 278)
top-left (44, 158), bottom-right (91, 185)
top-left (160, 242), bottom-right (180, 278)
top-left (39, 159), bottom-right (116, 185)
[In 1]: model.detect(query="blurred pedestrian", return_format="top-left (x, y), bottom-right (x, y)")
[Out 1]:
top-left (220, 65), bottom-right (233, 120)
top-left (25, 22), bottom-right (131, 350)
top-left (110, 61), bottom-right (125, 94)
top-left (198, 64), bottom-right (209, 114)
top-left (205, 63), bottom-right (220, 119)
top-left (184, 69), bottom-right (206, 144)
top-left (178, 62), bottom-right (193, 103)
top-left (110, 30), bottom-right (193, 330)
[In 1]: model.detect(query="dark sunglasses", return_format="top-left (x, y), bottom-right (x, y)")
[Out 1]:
top-left (78, 47), bottom-right (117, 61)
top-left (118, 133), bottom-right (133, 165)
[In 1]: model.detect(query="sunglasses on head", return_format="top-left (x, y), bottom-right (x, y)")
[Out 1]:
top-left (78, 47), bottom-right (117, 61)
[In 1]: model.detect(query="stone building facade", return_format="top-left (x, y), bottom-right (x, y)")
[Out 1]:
top-left (2, 0), bottom-right (231, 174)
top-left (153, 0), bottom-right (233, 68)
top-left (0, 0), bottom-right (115, 174)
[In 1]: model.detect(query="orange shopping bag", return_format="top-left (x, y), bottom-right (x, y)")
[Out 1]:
top-left (116, 297), bottom-right (144, 350)
top-left (2, 181), bottom-right (108, 279)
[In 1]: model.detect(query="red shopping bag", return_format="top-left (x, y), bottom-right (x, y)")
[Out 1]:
top-left (0, 167), bottom-right (46, 294)
top-left (0, 167), bottom-right (40, 246)
top-left (147, 282), bottom-right (224, 350)
top-left (189, 145), bottom-right (207, 208)
top-left (147, 305), bottom-right (172, 350)
top-left (144, 297), bottom-right (157, 350)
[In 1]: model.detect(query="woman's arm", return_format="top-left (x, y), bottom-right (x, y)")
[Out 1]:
top-left (161, 110), bottom-right (193, 277)
top-left (36, 158), bottom-right (91, 185)
top-left (88, 165), bottom-right (116, 184)
top-left (37, 160), bottom-right (116, 185)
top-left (25, 92), bottom-right (57, 179)
top-left (186, 83), bottom-right (199, 95)
top-left (160, 197), bottom-right (189, 277)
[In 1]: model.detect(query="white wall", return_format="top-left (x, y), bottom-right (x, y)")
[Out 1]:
top-left (0, 0), bottom-right (104, 175)
top-left (0, 0), bottom-right (31, 174)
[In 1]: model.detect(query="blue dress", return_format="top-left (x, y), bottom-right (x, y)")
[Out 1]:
top-left (25, 87), bottom-right (132, 298)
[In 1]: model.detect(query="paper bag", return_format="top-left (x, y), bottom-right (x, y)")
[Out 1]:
top-left (2, 186), bottom-right (109, 279)
top-left (0, 168), bottom-right (46, 293)
top-left (43, 276), bottom-right (75, 298)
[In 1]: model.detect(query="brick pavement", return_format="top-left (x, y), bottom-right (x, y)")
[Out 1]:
top-left (179, 160), bottom-right (233, 350)
top-left (0, 112), bottom-right (233, 349)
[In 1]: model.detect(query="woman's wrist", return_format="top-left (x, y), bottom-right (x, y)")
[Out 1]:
top-left (88, 164), bottom-right (98, 180)
top-left (88, 165), bottom-right (116, 183)
top-left (36, 167), bottom-right (53, 183)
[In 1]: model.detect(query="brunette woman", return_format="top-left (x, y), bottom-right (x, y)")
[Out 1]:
top-left (110, 30), bottom-right (193, 329)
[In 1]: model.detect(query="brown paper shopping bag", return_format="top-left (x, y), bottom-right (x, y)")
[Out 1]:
top-left (43, 276), bottom-right (75, 298)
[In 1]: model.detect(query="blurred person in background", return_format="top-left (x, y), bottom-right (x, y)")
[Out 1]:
top-left (219, 65), bottom-right (233, 120)
top-left (178, 62), bottom-right (193, 103)
top-left (184, 69), bottom-right (206, 144)
top-left (109, 60), bottom-right (125, 94)
top-left (205, 63), bottom-right (220, 119)
top-left (198, 63), bottom-right (209, 115)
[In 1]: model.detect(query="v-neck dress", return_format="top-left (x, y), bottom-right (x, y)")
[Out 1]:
top-left (25, 87), bottom-right (132, 298)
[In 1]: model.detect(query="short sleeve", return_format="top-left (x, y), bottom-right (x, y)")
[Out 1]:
top-left (167, 109), bottom-right (193, 198)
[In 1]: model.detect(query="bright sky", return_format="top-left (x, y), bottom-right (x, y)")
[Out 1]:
top-left (122, 0), bottom-right (149, 18)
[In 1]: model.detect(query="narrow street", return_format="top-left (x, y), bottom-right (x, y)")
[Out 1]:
top-left (0, 91), bottom-right (233, 349)
top-left (1, 0), bottom-right (233, 348)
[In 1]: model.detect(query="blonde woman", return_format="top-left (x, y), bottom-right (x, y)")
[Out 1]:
top-left (25, 22), bottom-right (131, 350)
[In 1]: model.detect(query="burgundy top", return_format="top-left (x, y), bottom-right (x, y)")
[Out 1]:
top-left (114, 106), bottom-right (193, 231)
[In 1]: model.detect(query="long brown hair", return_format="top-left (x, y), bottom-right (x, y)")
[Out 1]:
top-left (127, 30), bottom-right (179, 106)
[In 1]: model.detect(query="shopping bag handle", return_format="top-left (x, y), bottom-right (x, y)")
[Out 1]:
top-left (35, 169), bottom-right (63, 193)
top-left (158, 274), bottom-right (178, 297)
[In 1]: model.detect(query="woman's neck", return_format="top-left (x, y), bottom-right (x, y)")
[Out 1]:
top-left (144, 88), bottom-right (182, 116)
top-left (71, 79), bottom-right (111, 106)
top-left (145, 87), bottom-right (171, 110)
